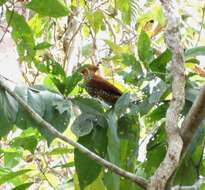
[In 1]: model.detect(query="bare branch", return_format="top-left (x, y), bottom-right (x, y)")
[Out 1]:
top-left (0, 76), bottom-right (148, 189)
top-left (172, 177), bottom-right (205, 190)
top-left (148, 1), bottom-right (186, 189)
top-left (181, 85), bottom-right (205, 151)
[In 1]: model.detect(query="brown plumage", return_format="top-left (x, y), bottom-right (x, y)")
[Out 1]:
top-left (80, 65), bottom-right (122, 104)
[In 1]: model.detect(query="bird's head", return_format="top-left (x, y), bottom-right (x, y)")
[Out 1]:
top-left (79, 64), bottom-right (99, 78)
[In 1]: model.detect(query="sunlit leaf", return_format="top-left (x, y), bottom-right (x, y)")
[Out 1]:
top-left (75, 127), bottom-right (107, 189)
top-left (0, 169), bottom-right (31, 185)
top-left (11, 182), bottom-right (33, 190)
top-left (138, 30), bottom-right (154, 66)
top-left (27, 0), bottom-right (69, 18)
top-left (34, 42), bottom-right (52, 50)
top-left (185, 46), bottom-right (205, 59)
top-left (150, 49), bottom-right (172, 80)
top-left (6, 10), bottom-right (35, 62)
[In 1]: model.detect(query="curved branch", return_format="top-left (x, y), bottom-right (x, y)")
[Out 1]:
top-left (0, 76), bottom-right (148, 189)
top-left (148, 1), bottom-right (186, 189)
top-left (181, 85), bottom-right (205, 152)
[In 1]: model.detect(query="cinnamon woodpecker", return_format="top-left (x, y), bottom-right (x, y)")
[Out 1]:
top-left (80, 64), bottom-right (123, 104)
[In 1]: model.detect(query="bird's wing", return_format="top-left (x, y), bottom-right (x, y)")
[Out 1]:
top-left (88, 75), bottom-right (123, 96)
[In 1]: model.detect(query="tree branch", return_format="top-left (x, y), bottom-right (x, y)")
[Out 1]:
top-left (148, 1), bottom-right (186, 189)
top-left (181, 85), bottom-right (205, 152)
top-left (0, 76), bottom-right (148, 189)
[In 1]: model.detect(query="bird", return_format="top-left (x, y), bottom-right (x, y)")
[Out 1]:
top-left (80, 64), bottom-right (123, 105)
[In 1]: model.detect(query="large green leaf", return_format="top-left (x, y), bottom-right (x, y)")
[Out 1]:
top-left (36, 59), bottom-right (67, 94)
top-left (185, 86), bottom-right (199, 102)
top-left (11, 182), bottom-right (33, 190)
top-left (185, 46), bottom-right (205, 59)
top-left (74, 126), bottom-right (107, 189)
top-left (0, 90), bottom-right (18, 137)
top-left (71, 113), bottom-right (96, 137)
top-left (73, 97), bottom-right (105, 115)
top-left (118, 114), bottom-right (140, 190)
top-left (40, 90), bottom-right (71, 144)
top-left (26, 0), bottom-right (69, 18)
top-left (121, 53), bottom-right (143, 75)
top-left (13, 87), bottom-right (71, 143)
top-left (85, 10), bottom-right (104, 33)
top-left (148, 80), bottom-right (168, 104)
top-left (104, 111), bottom-right (120, 190)
top-left (143, 125), bottom-right (167, 177)
top-left (65, 72), bottom-right (83, 95)
top-left (114, 93), bottom-right (130, 116)
top-left (0, 169), bottom-right (31, 185)
top-left (6, 10), bottom-right (35, 62)
top-left (150, 49), bottom-right (172, 80)
top-left (174, 160), bottom-right (197, 186)
top-left (138, 30), bottom-right (154, 66)
top-left (11, 135), bottom-right (38, 154)
top-left (14, 86), bottom-right (45, 130)
top-left (0, 148), bottom-right (22, 169)
top-left (116, 0), bottom-right (131, 24)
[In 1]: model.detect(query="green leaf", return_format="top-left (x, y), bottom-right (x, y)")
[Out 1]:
top-left (116, 0), bottom-right (131, 24)
top-left (143, 125), bottom-right (167, 177)
top-left (185, 87), bottom-right (199, 102)
top-left (104, 40), bottom-right (123, 54)
top-left (174, 160), bottom-right (197, 186)
top-left (14, 87), bottom-right (42, 130)
top-left (53, 99), bottom-right (72, 114)
top-left (0, 169), bottom-right (31, 185)
top-left (11, 128), bottom-right (39, 153)
top-left (35, 59), bottom-right (67, 94)
top-left (86, 10), bottom-right (104, 33)
top-left (65, 72), bottom-right (83, 95)
top-left (148, 80), bottom-right (168, 104)
top-left (185, 46), bottom-right (205, 59)
top-left (150, 49), bottom-right (172, 80)
top-left (85, 174), bottom-right (106, 190)
top-left (14, 87), bottom-right (71, 143)
top-left (28, 14), bottom-right (48, 37)
top-left (11, 136), bottom-right (38, 154)
top-left (73, 97), bottom-right (105, 115)
top-left (40, 91), bottom-right (71, 144)
top-left (49, 147), bottom-right (73, 155)
top-left (11, 182), bottom-right (33, 190)
top-left (34, 42), bottom-right (52, 50)
top-left (71, 113), bottom-right (96, 137)
top-left (53, 161), bottom-right (74, 168)
top-left (104, 111), bottom-right (120, 190)
top-left (75, 127), bottom-right (107, 189)
top-left (121, 53), bottom-right (143, 75)
top-left (26, 0), bottom-right (69, 18)
top-left (146, 103), bottom-right (168, 123)
top-left (138, 30), bottom-right (154, 66)
top-left (0, 90), bottom-right (18, 137)
top-left (118, 114), bottom-right (140, 189)
top-left (6, 10), bottom-right (35, 62)
top-left (0, 0), bottom-right (7, 6)
top-left (1, 148), bottom-right (22, 169)
top-left (114, 93), bottom-right (130, 116)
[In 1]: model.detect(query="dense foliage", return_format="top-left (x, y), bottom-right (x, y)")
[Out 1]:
top-left (0, 0), bottom-right (205, 189)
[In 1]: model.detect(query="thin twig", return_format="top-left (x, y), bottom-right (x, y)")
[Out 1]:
top-left (0, 5), bottom-right (14, 43)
